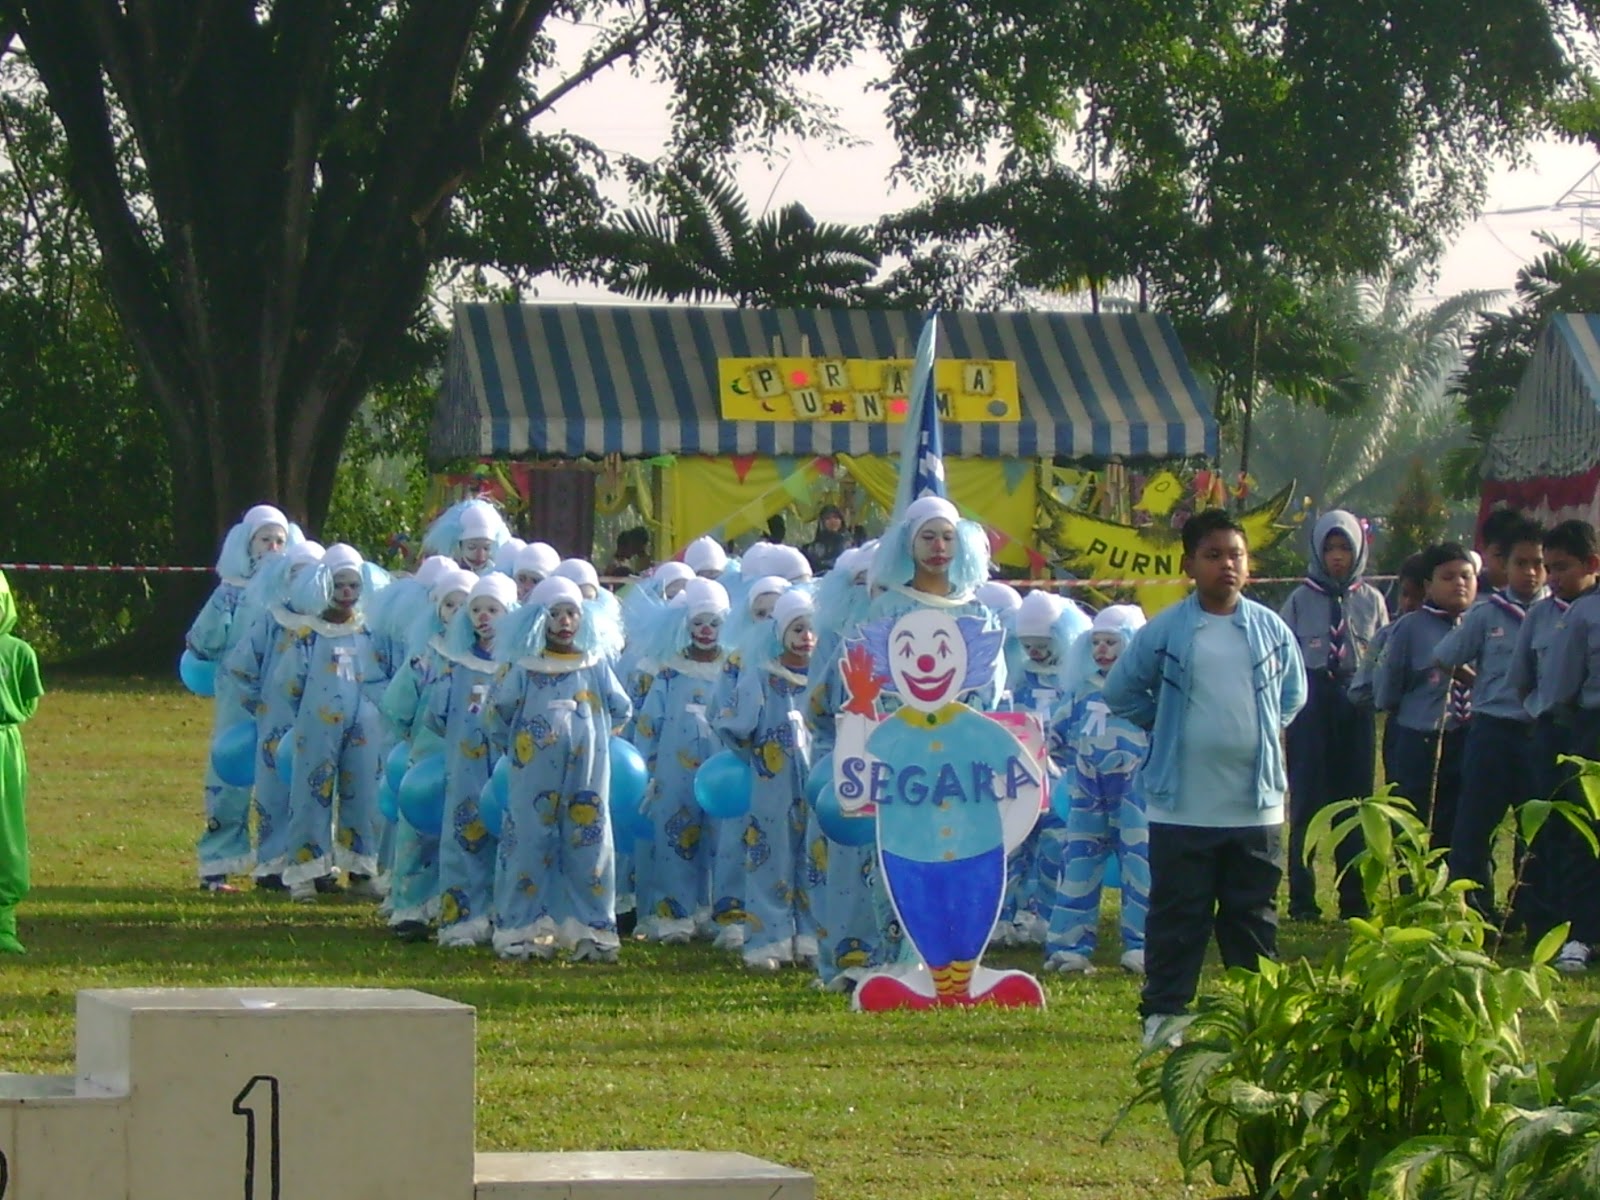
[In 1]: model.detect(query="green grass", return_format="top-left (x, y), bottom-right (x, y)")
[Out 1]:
top-left (5, 678), bottom-right (1599, 1198)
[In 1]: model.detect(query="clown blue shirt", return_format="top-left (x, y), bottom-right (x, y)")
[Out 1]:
top-left (1011, 667), bottom-right (1064, 720)
top-left (1052, 676), bottom-right (1147, 775)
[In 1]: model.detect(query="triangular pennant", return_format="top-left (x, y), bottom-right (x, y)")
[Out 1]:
top-left (730, 455), bottom-right (757, 485)
top-left (1001, 457), bottom-right (1029, 495)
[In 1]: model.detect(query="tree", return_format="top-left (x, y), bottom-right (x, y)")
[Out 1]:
top-left (1445, 233), bottom-right (1600, 499)
top-left (598, 161), bottom-right (882, 307)
top-left (0, 2), bottom-right (868, 569)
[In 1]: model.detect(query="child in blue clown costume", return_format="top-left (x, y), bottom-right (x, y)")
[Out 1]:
top-left (513, 542), bottom-right (562, 603)
top-left (632, 578), bottom-right (731, 943)
top-left (380, 564), bottom-right (476, 940)
top-left (714, 589), bottom-right (821, 969)
top-left (803, 545), bottom-right (886, 990)
top-left (276, 544), bottom-right (390, 902)
top-left (1000, 588), bottom-right (1091, 945)
top-left (489, 576), bottom-right (633, 962)
top-left (552, 558), bottom-right (626, 664)
top-left (618, 560), bottom-right (696, 725)
top-left (421, 499), bottom-right (512, 576)
top-left (224, 539), bottom-right (323, 890)
top-left (1045, 604), bottom-right (1151, 974)
top-left (424, 572), bottom-right (519, 947)
top-left (189, 504), bottom-right (306, 892)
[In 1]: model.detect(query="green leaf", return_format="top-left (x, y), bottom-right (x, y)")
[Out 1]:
top-left (1533, 923), bottom-right (1573, 969)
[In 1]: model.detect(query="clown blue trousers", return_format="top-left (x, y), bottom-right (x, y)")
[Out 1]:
top-left (1045, 750), bottom-right (1149, 959)
top-left (190, 582), bottom-right (257, 879)
top-left (380, 655), bottom-right (444, 926)
top-left (424, 657), bottom-right (499, 945)
top-left (634, 667), bottom-right (718, 937)
top-left (282, 699), bottom-right (382, 887)
top-left (224, 607), bottom-right (300, 879)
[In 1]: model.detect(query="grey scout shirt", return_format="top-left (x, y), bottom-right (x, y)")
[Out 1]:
top-left (1509, 595), bottom-right (1573, 720)
top-left (1433, 590), bottom-right (1539, 722)
top-left (1548, 588), bottom-right (1600, 713)
top-left (1374, 607), bottom-right (1468, 733)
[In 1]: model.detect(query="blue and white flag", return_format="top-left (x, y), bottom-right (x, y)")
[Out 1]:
top-left (892, 313), bottom-right (947, 516)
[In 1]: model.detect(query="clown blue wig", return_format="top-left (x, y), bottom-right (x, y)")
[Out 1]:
top-left (854, 612), bottom-right (1004, 698)
top-left (868, 496), bottom-right (990, 597)
top-left (419, 498), bottom-right (511, 562)
top-left (494, 576), bottom-right (618, 663)
top-left (214, 504), bottom-right (305, 582)
top-left (289, 544), bottom-right (389, 618)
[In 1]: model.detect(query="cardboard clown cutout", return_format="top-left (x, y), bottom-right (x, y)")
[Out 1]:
top-left (835, 608), bottom-right (1048, 1011)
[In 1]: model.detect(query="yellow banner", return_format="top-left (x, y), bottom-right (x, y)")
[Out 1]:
top-left (718, 357), bottom-right (1019, 422)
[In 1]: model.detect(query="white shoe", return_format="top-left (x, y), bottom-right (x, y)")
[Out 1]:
top-left (1142, 1014), bottom-right (1184, 1050)
top-left (1120, 950), bottom-right (1146, 975)
top-left (289, 881), bottom-right (316, 904)
top-left (744, 956), bottom-right (783, 972)
top-left (711, 925), bottom-right (745, 951)
top-left (660, 929), bottom-right (692, 946)
top-left (570, 938), bottom-right (618, 964)
top-left (1556, 941), bottom-right (1591, 974)
top-left (345, 875), bottom-right (383, 900)
top-left (1045, 951), bottom-right (1096, 975)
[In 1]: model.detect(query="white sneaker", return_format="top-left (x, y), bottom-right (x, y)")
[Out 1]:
top-left (289, 880), bottom-right (316, 904)
top-left (1120, 950), bottom-right (1146, 975)
top-left (1556, 941), bottom-right (1591, 974)
top-left (1142, 1014), bottom-right (1184, 1050)
top-left (570, 938), bottom-right (618, 964)
top-left (744, 956), bottom-right (783, 972)
top-left (345, 875), bottom-right (383, 900)
top-left (1045, 951), bottom-right (1096, 975)
top-left (711, 925), bottom-right (746, 951)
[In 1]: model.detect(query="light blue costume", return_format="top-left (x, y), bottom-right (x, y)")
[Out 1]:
top-left (276, 548), bottom-right (389, 889)
top-left (489, 578), bottom-right (633, 957)
top-left (223, 541), bottom-right (322, 882)
top-left (420, 499), bottom-right (512, 576)
top-left (1045, 610), bottom-right (1151, 966)
top-left (187, 505), bottom-right (301, 881)
top-left (713, 592), bottom-right (818, 965)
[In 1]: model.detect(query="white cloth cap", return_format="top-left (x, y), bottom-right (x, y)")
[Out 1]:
top-left (241, 504), bottom-right (290, 537)
top-left (684, 535), bottom-right (728, 575)
top-left (1015, 589), bottom-right (1065, 636)
top-left (431, 566), bottom-right (478, 604)
top-left (1092, 604), bottom-right (1146, 637)
top-left (494, 538), bottom-right (527, 573)
top-left (903, 496), bottom-right (960, 536)
top-left (681, 577), bottom-right (730, 619)
top-left (530, 576), bottom-right (584, 610)
top-left (552, 558), bottom-right (600, 590)
top-left (653, 561), bottom-right (695, 588)
top-left (459, 503), bottom-right (499, 541)
top-left (285, 541), bottom-right (324, 570)
top-left (322, 543), bottom-right (363, 574)
top-left (469, 573), bottom-right (519, 609)
top-left (739, 542), bottom-right (777, 580)
top-left (516, 542), bottom-right (562, 578)
top-left (769, 544), bottom-right (812, 582)
top-left (977, 581), bottom-right (1023, 615)
top-left (772, 589), bottom-right (815, 637)
top-left (745, 575), bottom-right (791, 612)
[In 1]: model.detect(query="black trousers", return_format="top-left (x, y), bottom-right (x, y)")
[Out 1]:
top-left (1537, 711), bottom-right (1600, 945)
top-left (1387, 725), bottom-right (1466, 851)
top-left (1285, 673), bottom-right (1374, 919)
top-left (1140, 822), bottom-right (1283, 1018)
top-left (1446, 714), bottom-right (1533, 919)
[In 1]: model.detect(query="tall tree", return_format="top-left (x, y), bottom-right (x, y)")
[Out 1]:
top-left (0, 2), bottom-right (863, 564)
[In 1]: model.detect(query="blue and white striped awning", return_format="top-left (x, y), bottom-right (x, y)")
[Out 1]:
top-left (1487, 313), bottom-right (1600, 481)
top-left (428, 303), bottom-right (1217, 463)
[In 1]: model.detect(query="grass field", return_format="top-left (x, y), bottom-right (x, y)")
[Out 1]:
top-left (5, 677), bottom-right (1598, 1199)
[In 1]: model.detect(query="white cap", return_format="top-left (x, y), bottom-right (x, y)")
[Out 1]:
top-left (242, 504), bottom-right (290, 536)
top-left (530, 576), bottom-right (584, 610)
top-left (285, 541), bottom-right (324, 570)
top-left (977, 581), bottom-right (1023, 615)
top-left (552, 558), bottom-right (600, 590)
top-left (745, 575), bottom-right (791, 613)
top-left (459, 503), bottom-right (499, 541)
top-left (322, 543), bottom-right (363, 574)
top-left (772, 589), bottom-right (815, 636)
top-left (681, 577), bottom-right (730, 619)
top-left (739, 542), bottom-right (777, 580)
top-left (469, 573), bottom-right (518, 609)
top-left (769, 544), bottom-right (813, 582)
top-left (431, 566), bottom-right (477, 604)
top-left (1092, 604), bottom-right (1146, 637)
top-left (1016, 589), bottom-right (1065, 637)
top-left (414, 555), bottom-right (456, 589)
top-left (834, 547), bottom-right (864, 578)
top-left (903, 496), bottom-right (959, 535)
top-left (494, 538), bottom-right (527, 573)
top-left (684, 535), bottom-right (728, 575)
top-left (653, 561), bottom-right (695, 588)
top-left (515, 542), bottom-right (562, 579)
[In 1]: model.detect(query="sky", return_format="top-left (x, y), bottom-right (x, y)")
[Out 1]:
top-left (528, 39), bottom-right (1600, 311)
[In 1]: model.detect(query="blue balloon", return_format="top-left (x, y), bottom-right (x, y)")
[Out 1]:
top-left (398, 754), bottom-right (447, 837)
top-left (1103, 853), bottom-right (1121, 891)
top-left (385, 743), bottom-right (412, 797)
top-left (378, 783), bottom-right (399, 824)
top-left (694, 749), bottom-right (752, 819)
top-left (179, 649), bottom-right (216, 697)
top-left (479, 774), bottom-right (504, 840)
top-left (491, 755), bottom-right (510, 810)
top-left (805, 752), bottom-right (834, 805)
top-left (814, 781), bottom-right (875, 847)
top-left (1050, 773), bottom-right (1073, 821)
top-left (276, 735), bottom-right (297, 785)
top-left (610, 739), bottom-right (648, 817)
top-left (210, 722), bottom-right (257, 787)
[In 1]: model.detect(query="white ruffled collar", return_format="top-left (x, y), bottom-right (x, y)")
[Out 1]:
top-left (660, 654), bottom-right (725, 681)
top-left (516, 651), bottom-right (600, 675)
top-left (290, 611), bottom-right (366, 638)
top-left (429, 634), bottom-right (500, 673)
top-left (884, 582), bottom-right (976, 610)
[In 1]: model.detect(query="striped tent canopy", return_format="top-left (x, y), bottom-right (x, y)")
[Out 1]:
top-left (428, 303), bottom-right (1217, 464)
top-left (1486, 313), bottom-right (1600, 482)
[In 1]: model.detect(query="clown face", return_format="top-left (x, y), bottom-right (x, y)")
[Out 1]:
top-left (1020, 636), bottom-right (1058, 667)
top-left (1090, 631), bottom-right (1124, 672)
top-left (331, 568), bottom-right (362, 612)
top-left (469, 596), bottom-right (507, 639)
top-left (782, 615), bottom-right (816, 660)
top-left (751, 592), bottom-right (780, 620)
top-left (887, 609), bottom-right (967, 712)
top-left (250, 524), bottom-right (288, 562)
top-left (439, 589), bottom-right (468, 624)
top-left (912, 518), bottom-right (956, 576)
top-left (688, 612), bottom-right (723, 651)
top-left (514, 571), bottom-right (542, 601)
top-left (546, 601), bottom-right (581, 650)
top-left (458, 537), bottom-right (494, 570)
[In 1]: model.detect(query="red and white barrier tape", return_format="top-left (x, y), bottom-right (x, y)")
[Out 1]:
top-left (0, 562), bottom-right (214, 574)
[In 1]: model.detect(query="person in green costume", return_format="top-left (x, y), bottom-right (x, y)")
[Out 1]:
top-left (0, 568), bottom-right (43, 954)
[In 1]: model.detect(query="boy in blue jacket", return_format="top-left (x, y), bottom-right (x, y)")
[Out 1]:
top-left (1104, 509), bottom-right (1306, 1048)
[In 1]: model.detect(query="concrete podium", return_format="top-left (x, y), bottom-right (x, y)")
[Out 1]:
top-left (0, 988), bottom-right (813, 1200)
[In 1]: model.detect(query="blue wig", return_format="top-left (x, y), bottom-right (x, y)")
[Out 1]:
top-left (419, 499), bottom-right (510, 562)
top-left (869, 511), bottom-right (990, 598)
top-left (215, 510), bottom-right (306, 582)
top-left (440, 595), bottom-right (519, 659)
top-left (854, 613), bottom-right (1004, 698)
top-left (289, 558), bottom-right (389, 619)
top-left (494, 591), bottom-right (616, 664)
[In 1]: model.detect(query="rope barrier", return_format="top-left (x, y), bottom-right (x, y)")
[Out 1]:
top-left (1, 562), bottom-right (213, 574)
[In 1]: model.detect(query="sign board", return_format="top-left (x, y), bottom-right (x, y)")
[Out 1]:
top-left (718, 357), bottom-right (1019, 422)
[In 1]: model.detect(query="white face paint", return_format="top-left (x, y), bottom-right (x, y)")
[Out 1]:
top-left (439, 589), bottom-right (468, 624)
top-left (331, 568), bottom-right (362, 611)
top-left (688, 612), bottom-right (723, 650)
top-left (514, 571), bottom-right (541, 601)
top-left (469, 596), bottom-right (507, 638)
top-left (911, 519), bottom-right (957, 575)
top-left (1020, 635), bottom-right (1058, 666)
top-left (546, 601), bottom-right (581, 648)
top-left (887, 609), bottom-right (967, 712)
top-left (1091, 631), bottom-right (1125, 672)
top-left (782, 615), bottom-right (816, 659)
top-left (249, 524), bottom-right (288, 562)
top-left (751, 592), bottom-right (779, 620)
top-left (663, 578), bottom-right (688, 600)
top-left (458, 537), bottom-right (493, 569)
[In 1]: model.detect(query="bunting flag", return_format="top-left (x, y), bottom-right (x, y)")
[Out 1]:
top-left (891, 314), bottom-right (948, 517)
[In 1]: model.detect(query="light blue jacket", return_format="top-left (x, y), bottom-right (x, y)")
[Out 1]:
top-left (1103, 594), bottom-right (1307, 813)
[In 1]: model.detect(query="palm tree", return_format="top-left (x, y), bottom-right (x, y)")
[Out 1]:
top-left (596, 161), bottom-right (882, 307)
